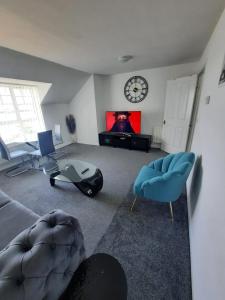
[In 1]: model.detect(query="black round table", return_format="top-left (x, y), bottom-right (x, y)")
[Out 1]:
top-left (60, 253), bottom-right (127, 300)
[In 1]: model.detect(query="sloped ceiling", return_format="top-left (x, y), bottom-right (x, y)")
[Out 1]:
top-left (0, 0), bottom-right (224, 74)
top-left (0, 47), bottom-right (90, 104)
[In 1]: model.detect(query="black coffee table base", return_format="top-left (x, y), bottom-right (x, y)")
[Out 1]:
top-left (74, 169), bottom-right (103, 197)
top-left (50, 169), bottom-right (103, 197)
top-left (60, 253), bottom-right (127, 300)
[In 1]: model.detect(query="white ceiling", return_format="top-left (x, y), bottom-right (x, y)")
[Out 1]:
top-left (0, 0), bottom-right (224, 75)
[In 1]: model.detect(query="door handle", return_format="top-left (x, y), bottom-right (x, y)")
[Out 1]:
top-left (163, 120), bottom-right (166, 125)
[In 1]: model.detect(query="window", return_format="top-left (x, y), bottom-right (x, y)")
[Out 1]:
top-left (0, 84), bottom-right (45, 144)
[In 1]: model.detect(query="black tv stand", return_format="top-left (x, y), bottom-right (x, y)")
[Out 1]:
top-left (98, 132), bottom-right (152, 152)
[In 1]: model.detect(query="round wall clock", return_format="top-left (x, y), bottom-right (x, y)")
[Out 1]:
top-left (124, 76), bottom-right (148, 103)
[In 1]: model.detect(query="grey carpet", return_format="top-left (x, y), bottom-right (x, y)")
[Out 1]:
top-left (0, 143), bottom-right (164, 256)
top-left (95, 188), bottom-right (191, 300)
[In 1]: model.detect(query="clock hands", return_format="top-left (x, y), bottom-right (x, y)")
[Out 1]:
top-left (129, 86), bottom-right (142, 92)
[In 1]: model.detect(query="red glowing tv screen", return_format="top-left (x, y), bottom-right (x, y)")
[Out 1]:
top-left (106, 111), bottom-right (141, 134)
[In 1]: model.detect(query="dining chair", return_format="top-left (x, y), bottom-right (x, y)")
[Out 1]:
top-left (0, 137), bottom-right (30, 177)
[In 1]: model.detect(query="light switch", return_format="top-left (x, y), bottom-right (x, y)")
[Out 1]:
top-left (205, 96), bottom-right (211, 105)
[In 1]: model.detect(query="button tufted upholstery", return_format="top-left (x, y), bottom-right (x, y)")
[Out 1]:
top-left (0, 209), bottom-right (85, 300)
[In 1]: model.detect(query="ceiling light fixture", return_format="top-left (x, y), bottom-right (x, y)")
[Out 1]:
top-left (118, 55), bottom-right (133, 63)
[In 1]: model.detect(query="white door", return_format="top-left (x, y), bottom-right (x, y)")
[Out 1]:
top-left (161, 75), bottom-right (197, 153)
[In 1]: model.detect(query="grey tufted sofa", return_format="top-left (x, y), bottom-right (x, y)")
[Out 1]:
top-left (0, 191), bottom-right (85, 300)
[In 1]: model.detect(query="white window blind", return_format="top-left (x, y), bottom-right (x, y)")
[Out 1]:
top-left (0, 84), bottom-right (45, 144)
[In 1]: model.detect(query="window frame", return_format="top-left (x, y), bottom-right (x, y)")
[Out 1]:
top-left (0, 83), bottom-right (45, 145)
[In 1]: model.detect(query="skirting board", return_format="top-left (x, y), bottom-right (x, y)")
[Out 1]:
top-left (151, 143), bottom-right (161, 149)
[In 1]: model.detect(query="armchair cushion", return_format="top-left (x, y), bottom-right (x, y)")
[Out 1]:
top-left (133, 166), bottom-right (163, 196)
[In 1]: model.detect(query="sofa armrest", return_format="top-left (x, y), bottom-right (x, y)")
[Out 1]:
top-left (0, 209), bottom-right (85, 300)
top-left (0, 190), bottom-right (12, 208)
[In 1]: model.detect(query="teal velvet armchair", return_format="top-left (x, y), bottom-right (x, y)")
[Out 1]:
top-left (132, 152), bottom-right (195, 219)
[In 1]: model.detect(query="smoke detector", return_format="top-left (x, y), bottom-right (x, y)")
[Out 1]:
top-left (118, 55), bottom-right (133, 63)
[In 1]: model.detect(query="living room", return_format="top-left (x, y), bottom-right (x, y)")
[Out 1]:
top-left (0, 1), bottom-right (225, 300)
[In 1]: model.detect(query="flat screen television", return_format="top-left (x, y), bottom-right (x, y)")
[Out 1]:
top-left (106, 111), bottom-right (141, 134)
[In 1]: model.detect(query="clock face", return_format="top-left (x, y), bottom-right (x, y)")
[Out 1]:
top-left (124, 76), bottom-right (148, 103)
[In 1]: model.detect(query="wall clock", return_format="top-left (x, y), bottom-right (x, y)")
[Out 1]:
top-left (124, 76), bottom-right (148, 103)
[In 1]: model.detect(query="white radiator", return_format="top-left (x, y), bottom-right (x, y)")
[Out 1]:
top-left (153, 126), bottom-right (162, 144)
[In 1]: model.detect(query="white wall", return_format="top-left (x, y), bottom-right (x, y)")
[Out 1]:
top-left (41, 103), bottom-right (72, 146)
top-left (70, 76), bottom-right (99, 145)
top-left (71, 64), bottom-right (198, 146)
top-left (98, 63), bottom-right (197, 136)
top-left (187, 8), bottom-right (225, 300)
top-left (94, 74), bottom-right (109, 133)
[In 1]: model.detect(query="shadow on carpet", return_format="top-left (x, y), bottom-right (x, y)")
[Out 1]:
top-left (94, 186), bottom-right (192, 300)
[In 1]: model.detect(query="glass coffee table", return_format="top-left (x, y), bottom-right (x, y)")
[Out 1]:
top-left (43, 159), bottom-right (103, 197)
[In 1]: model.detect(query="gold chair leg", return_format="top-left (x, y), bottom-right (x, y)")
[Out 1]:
top-left (169, 202), bottom-right (174, 222)
top-left (130, 197), bottom-right (137, 212)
